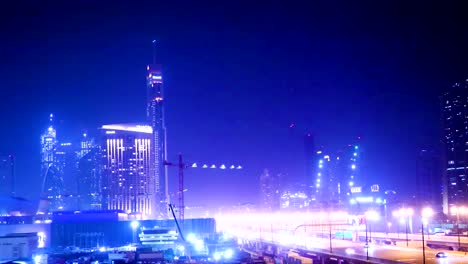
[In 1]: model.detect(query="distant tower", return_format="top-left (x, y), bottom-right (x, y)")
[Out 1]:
top-left (77, 133), bottom-right (102, 210)
top-left (0, 155), bottom-right (15, 196)
top-left (146, 40), bottom-right (168, 218)
top-left (335, 142), bottom-right (361, 206)
top-left (259, 169), bottom-right (279, 211)
top-left (304, 133), bottom-right (315, 195)
top-left (40, 114), bottom-right (64, 211)
top-left (441, 80), bottom-right (468, 214)
top-left (416, 148), bottom-right (442, 209)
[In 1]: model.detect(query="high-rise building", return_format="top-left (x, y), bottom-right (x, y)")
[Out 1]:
top-left (146, 42), bottom-right (168, 218)
top-left (313, 142), bottom-right (362, 209)
top-left (416, 148), bottom-right (442, 209)
top-left (40, 114), bottom-right (65, 211)
top-left (259, 169), bottom-right (280, 211)
top-left (335, 143), bottom-right (361, 205)
top-left (441, 80), bottom-right (468, 214)
top-left (0, 155), bottom-right (15, 196)
top-left (77, 133), bottom-right (102, 210)
top-left (314, 151), bottom-right (339, 208)
top-left (101, 124), bottom-right (155, 218)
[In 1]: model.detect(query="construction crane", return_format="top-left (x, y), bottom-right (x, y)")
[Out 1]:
top-left (164, 153), bottom-right (243, 222)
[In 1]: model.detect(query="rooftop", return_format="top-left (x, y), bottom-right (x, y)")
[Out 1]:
top-left (101, 123), bottom-right (152, 134)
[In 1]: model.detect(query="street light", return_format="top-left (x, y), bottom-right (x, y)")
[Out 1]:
top-left (387, 222), bottom-right (392, 237)
top-left (365, 210), bottom-right (379, 243)
top-left (393, 207), bottom-right (413, 247)
top-left (421, 207), bottom-right (434, 264)
top-left (451, 206), bottom-right (467, 251)
top-left (131, 220), bottom-right (139, 245)
top-left (363, 210), bottom-right (380, 261)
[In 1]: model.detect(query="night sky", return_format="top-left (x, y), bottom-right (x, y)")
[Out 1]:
top-left (1, 1), bottom-right (468, 207)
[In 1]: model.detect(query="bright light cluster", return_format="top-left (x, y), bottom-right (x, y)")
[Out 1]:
top-left (215, 211), bottom-right (349, 244)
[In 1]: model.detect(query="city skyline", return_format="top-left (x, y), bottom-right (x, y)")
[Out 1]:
top-left (1, 1), bottom-right (468, 208)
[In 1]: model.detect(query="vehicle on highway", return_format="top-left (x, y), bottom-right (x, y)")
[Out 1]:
top-left (435, 252), bottom-right (448, 258)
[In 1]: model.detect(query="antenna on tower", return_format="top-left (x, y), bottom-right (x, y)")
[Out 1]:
top-left (49, 113), bottom-right (54, 127)
top-left (152, 39), bottom-right (157, 64)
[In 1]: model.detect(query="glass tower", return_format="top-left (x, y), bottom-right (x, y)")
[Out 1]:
top-left (101, 124), bottom-right (154, 218)
top-left (146, 59), bottom-right (168, 218)
top-left (40, 114), bottom-right (65, 212)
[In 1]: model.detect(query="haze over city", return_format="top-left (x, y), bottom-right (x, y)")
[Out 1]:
top-left (2, 1), bottom-right (468, 263)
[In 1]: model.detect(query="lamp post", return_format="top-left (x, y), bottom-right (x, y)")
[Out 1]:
top-left (131, 220), bottom-right (139, 245)
top-left (364, 210), bottom-right (380, 261)
top-left (421, 207), bottom-right (434, 264)
top-left (393, 207), bottom-right (413, 247)
top-left (451, 206), bottom-right (467, 251)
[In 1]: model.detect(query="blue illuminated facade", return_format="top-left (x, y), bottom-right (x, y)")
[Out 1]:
top-left (147, 58), bottom-right (168, 218)
top-left (40, 114), bottom-right (64, 212)
top-left (313, 141), bottom-right (362, 209)
top-left (101, 124), bottom-right (155, 218)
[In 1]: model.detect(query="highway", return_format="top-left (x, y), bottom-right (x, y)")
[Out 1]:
top-left (300, 238), bottom-right (468, 263)
top-left (216, 212), bottom-right (468, 263)
top-left (243, 232), bottom-right (468, 263)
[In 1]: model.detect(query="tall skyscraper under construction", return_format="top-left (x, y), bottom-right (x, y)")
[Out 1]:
top-left (146, 41), bottom-right (168, 218)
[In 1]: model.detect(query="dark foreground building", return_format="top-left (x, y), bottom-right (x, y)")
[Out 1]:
top-left (50, 210), bottom-right (216, 248)
top-left (441, 80), bottom-right (468, 214)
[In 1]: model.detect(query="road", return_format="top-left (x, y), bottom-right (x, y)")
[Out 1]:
top-left (294, 237), bottom-right (468, 263)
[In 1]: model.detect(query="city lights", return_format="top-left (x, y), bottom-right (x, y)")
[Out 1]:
top-left (7, 12), bottom-right (467, 263)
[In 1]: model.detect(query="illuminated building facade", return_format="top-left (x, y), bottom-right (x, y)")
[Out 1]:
top-left (313, 142), bottom-right (362, 209)
top-left (348, 184), bottom-right (385, 214)
top-left (77, 134), bottom-right (102, 210)
top-left (101, 124), bottom-right (155, 218)
top-left (40, 114), bottom-right (65, 211)
top-left (314, 150), bottom-right (339, 208)
top-left (441, 80), bottom-right (468, 214)
top-left (147, 59), bottom-right (168, 218)
top-left (335, 143), bottom-right (361, 205)
top-left (0, 155), bottom-right (15, 196)
top-left (280, 183), bottom-right (309, 210)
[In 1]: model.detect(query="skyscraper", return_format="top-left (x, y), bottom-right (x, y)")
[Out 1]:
top-left (441, 80), bottom-right (468, 214)
top-left (259, 169), bottom-right (280, 211)
top-left (335, 143), bottom-right (361, 204)
top-left (314, 151), bottom-right (339, 208)
top-left (77, 133), bottom-right (102, 210)
top-left (416, 148), bottom-right (442, 209)
top-left (0, 155), bottom-right (15, 196)
top-left (40, 114), bottom-right (65, 211)
top-left (146, 42), bottom-right (168, 218)
top-left (101, 124), bottom-right (154, 218)
top-left (313, 141), bottom-right (362, 209)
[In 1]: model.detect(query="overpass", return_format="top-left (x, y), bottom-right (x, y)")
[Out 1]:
top-left (216, 212), bottom-right (468, 263)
